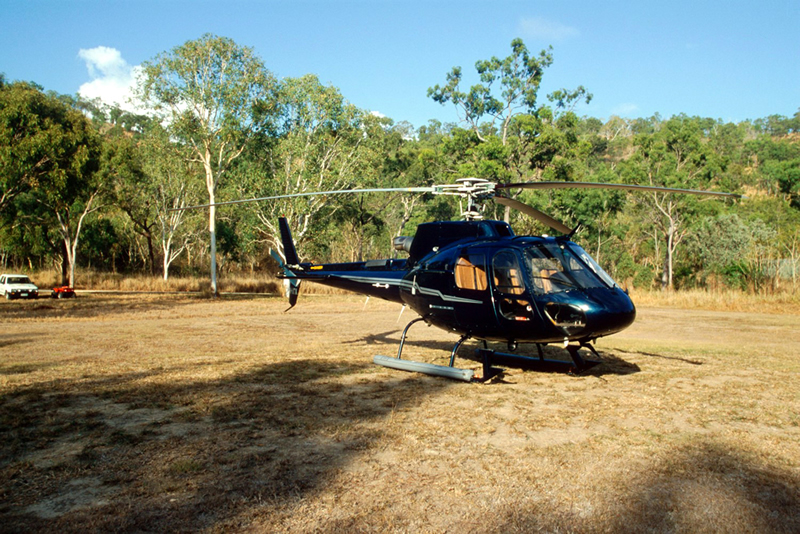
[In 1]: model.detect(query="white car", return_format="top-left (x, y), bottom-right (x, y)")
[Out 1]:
top-left (0, 274), bottom-right (39, 300)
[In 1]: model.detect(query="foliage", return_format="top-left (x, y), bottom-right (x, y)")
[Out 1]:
top-left (0, 38), bottom-right (798, 295)
top-left (135, 33), bottom-right (279, 294)
top-left (240, 74), bottom-right (376, 262)
top-left (0, 81), bottom-right (102, 285)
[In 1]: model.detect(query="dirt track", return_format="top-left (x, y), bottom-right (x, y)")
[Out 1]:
top-left (1, 294), bottom-right (798, 532)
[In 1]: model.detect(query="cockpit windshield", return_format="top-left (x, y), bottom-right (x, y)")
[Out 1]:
top-left (524, 243), bottom-right (618, 295)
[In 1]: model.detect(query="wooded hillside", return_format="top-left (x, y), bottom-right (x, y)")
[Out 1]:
top-left (2, 36), bottom-right (798, 293)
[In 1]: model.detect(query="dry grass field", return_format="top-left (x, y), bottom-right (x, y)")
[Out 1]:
top-left (1, 292), bottom-right (798, 533)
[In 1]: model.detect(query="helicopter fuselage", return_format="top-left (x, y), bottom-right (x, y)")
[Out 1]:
top-left (282, 219), bottom-right (636, 346)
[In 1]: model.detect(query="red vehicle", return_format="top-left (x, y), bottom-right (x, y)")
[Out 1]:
top-left (51, 286), bottom-right (75, 299)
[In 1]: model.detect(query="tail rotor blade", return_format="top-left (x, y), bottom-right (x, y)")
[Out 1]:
top-left (269, 248), bottom-right (301, 310)
top-left (278, 217), bottom-right (300, 266)
top-left (272, 218), bottom-right (302, 310)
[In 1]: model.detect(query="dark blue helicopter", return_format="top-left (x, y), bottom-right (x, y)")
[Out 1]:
top-left (184, 178), bottom-right (743, 381)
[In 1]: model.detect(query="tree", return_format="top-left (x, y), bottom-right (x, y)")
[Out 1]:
top-left (621, 115), bottom-right (725, 290)
top-left (136, 34), bottom-right (279, 296)
top-left (428, 38), bottom-right (591, 147)
top-left (429, 39), bottom-right (553, 145)
top-left (0, 81), bottom-right (52, 216)
top-left (141, 125), bottom-right (202, 280)
top-left (428, 39), bottom-right (592, 224)
top-left (101, 127), bottom-right (160, 274)
top-left (241, 75), bottom-right (376, 262)
top-left (0, 82), bottom-right (101, 285)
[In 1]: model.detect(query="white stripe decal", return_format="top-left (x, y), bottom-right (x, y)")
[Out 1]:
top-left (330, 274), bottom-right (484, 305)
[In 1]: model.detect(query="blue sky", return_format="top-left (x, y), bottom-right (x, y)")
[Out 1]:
top-left (2, 0), bottom-right (798, 128)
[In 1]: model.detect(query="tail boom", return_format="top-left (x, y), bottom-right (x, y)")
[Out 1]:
top-left (275, 217), bottom-right (406, 305)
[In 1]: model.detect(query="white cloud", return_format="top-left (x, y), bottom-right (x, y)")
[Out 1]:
top-left (518, 17), bottom-right (579, 41)
top-left (77, 46), bottom-right (140, 111)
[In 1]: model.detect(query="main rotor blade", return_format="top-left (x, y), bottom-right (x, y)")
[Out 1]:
top-left (497, 181), bottom-right (745, 199)
top-left (494, 195), bottom-right (573, 234)
top-left (172, 186), bottom-right (436, 211)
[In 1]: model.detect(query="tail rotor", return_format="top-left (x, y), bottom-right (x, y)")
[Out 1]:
top-left (271, 217), bottom-right (302, 309)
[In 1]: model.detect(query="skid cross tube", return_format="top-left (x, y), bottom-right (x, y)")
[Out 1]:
top-left (449, 335), bottom-right (470, 367)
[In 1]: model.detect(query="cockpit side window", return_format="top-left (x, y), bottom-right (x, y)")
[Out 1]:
top-left (569, 244), bottom-right (618, 288)
top-left (492, 251), bottom-right (525, 295)
top-left (560, 249), bottom-right (598, 289)
top-left (455, 254), bottom-right (488, 291)
top-left (525, 243), bottom-right (617, 294)
top-left (526, 247), bottom-right (574, 295)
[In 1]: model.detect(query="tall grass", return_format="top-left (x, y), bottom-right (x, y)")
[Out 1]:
top-left (630, 287), bottom-right (800, 314)
top-left (79, 271), bottom-right (284, 293)
top-left (22, 269), bottom-right (800, 312)
top-left (27, 269), bottom-right (347, 295)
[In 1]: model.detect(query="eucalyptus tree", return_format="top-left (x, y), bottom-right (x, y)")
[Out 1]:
top-left (241, 74), bottom-right (376, 262)
top-left (428, 38), bottom-right (591, 146)
top-left (143, 127), bottom-right (203, 281)
top-left (751, 137), bottom-right (800, 208)
top-left (0, 81), bottom-right (56, 217)
top-left (682, 212), bottom-right (778, 290)
top-left (100, 126), bottom-right (159, 273)
top-left (107, 121), bottom-right (202, 280)
top-left (329, 114), bottom-right (410, 262)
top-left (429, 38), bottom-right (554, 146)
top-left (620, 115), bottom-right (730, 290)
top-left (136, 34), bottom-right (279, 296)
top-left (0, 81), bottom-right (101, 285)
top-left (428, 39), bottom-right (592, 226)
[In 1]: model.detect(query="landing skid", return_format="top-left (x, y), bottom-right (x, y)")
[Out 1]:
top-left (373, 355), bottom-right (474, 381)
top-left (373, 318), bottom-right (601, 382)
top-left (373, 318), bottom-right (475, 382)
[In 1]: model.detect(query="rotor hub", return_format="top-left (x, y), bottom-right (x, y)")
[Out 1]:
top-left (431, 178), bottom-right (497, 220)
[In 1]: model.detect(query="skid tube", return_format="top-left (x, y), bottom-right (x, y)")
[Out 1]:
top-left (373, 318), bottom-right (475, 382)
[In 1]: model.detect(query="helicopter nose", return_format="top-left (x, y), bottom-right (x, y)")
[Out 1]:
top-left (581, 287), bottom-right (636, 337)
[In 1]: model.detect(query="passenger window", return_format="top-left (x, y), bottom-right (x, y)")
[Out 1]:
top-left (492, 251), bottom-right (525, 295)
top-left (455, 254), bottom-right (488, 291)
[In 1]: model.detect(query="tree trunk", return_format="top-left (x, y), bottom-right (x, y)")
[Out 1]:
top-left (68, 242), bottom-right (76, 288)
top-left (207, 180), bottom-right (218, 297)
top-left (162, 235), bottom-right (171, 281)
top-left (661, 218), bottom-right (677, 291)
top-left (146, 233), bottom-right (156, 276)
top-left (61, 244), bottom-right (68, 286)
top-left (662, 245), bottom-right (673, 290)
top-left (209, 202), bottom-right (218, 296)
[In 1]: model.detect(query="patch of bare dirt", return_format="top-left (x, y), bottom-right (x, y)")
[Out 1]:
top-left (1, 294), bottom-right (798, 532)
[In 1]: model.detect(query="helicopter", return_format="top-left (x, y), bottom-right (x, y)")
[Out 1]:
top-left (182, 178), bottom-right (743, 382)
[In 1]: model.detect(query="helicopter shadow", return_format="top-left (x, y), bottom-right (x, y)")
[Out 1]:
top-left (459, 343), bottom-right (642, 377)
top-left (343, 329), bottom-right (457, 353)
top-left (608, 347), bottom-right (704, 366)
top-left (344, 330), bottom-right (641, 377)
